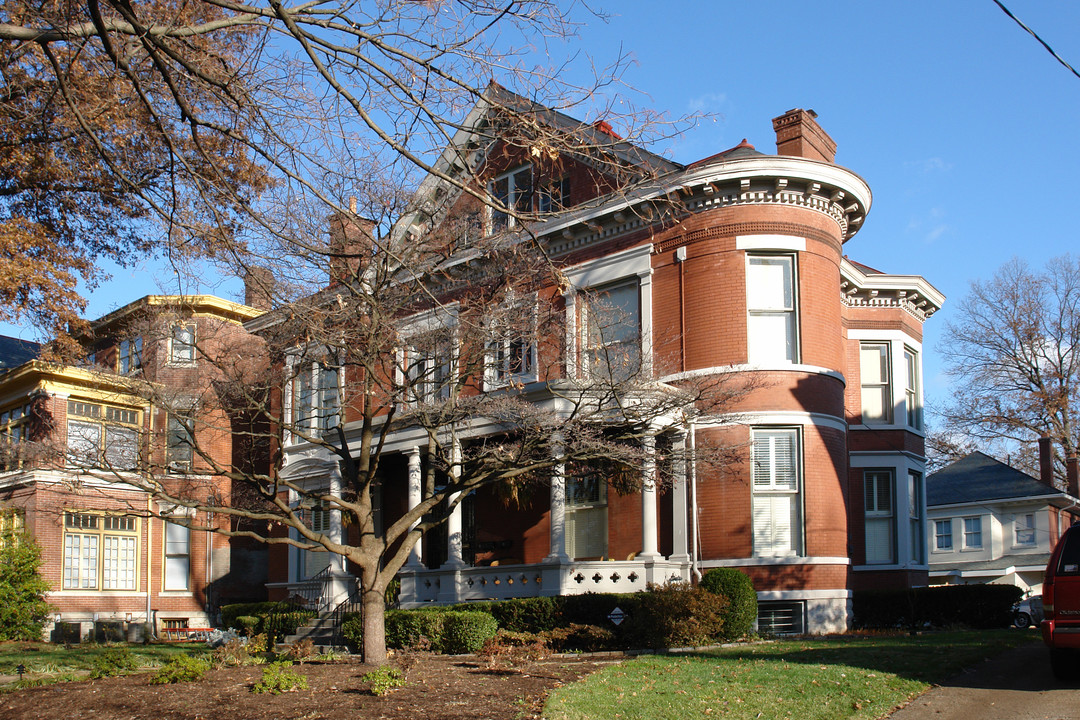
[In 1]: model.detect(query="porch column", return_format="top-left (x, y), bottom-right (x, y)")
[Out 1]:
top-left (640, 431), bottom-right (661, 559)
top-left (328, 470), bottom-right (346, 573)
top-left (545, 432), bottom-right (570, 562)
top-left (405, 446), bottom-right (424, 567)
top-left (444, 435), bottom-right (467, 568)
top-left (668, 431), bottom-right (691, 563)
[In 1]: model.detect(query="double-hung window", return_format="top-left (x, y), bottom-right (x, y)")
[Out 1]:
top-left (751, 428), bottom-right (801, 557)
top-left (746, 255), bottom-right (797, 364)
top-left (904, 348), bottom-right (921, 429)
top-left (485, 300), bottom-right (537, 389)
top-left (1015, 513), bottom-right (1036, 546)
top-left (118, 337), bottom-right (143, 374)
top-left (404, 340), bottom-right (453, 404)
top-left (292, 361), bottom-right (341, 438)
top-left (864, 470), bottom-right (896, 564)
top-left (488, 165), bottom-right (532, 233)
top-left (167, 412), bottom-right (194, 470)
top-left (169, 324), bottom-right (196, 364)
top-left (0, 403), bottom-right (32, 470)
top-left (163, 521), bottom-right (191, 591)
top-left (582, 281), bottom-right (640, 382)
top-left (935, 519), bottom-right (953, 550)
top-left (963, 516), bottom-right (983, 549)
top-left (63, 512), bottom-right (138, 591)
top-left (860, 343), bottom-right (892, 424)
top-left (537, 175), bottom-right (570, 213)
top-left (565, 473), bottom-right (608, 560)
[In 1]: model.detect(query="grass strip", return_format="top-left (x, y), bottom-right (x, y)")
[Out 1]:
top-left (544, 630), bottom-right (1037, 720)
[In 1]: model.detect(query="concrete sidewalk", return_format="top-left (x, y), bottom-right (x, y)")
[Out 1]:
top-left (887, 638), bottom-right (1079, 720)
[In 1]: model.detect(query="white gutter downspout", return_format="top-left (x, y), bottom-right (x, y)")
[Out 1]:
top-left (689, 421), bottom-right (702, 582)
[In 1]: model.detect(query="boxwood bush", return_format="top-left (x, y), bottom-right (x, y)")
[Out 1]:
top-left (700, 568), bottom-right (758, 640)
top-left (440, 611), bottom-right (499, 653)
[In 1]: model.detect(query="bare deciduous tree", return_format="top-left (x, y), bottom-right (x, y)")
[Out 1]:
top-left (938, 255), bottom-right (1080, 481)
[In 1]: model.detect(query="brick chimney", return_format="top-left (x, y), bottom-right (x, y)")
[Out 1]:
top-left (243, 267), bottom-right (275, 311)
top-left (772, 108), bottom-right (837, 163)
top-left (1039, 437), bottom-right (1055, 488)
top-left (1068, 455), bottom-right (1079, 498)
top-left (328, 200), bottom-right (375, 286)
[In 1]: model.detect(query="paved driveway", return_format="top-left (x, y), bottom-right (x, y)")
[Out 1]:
top-left (888, 637), bottom-right (1079, 720)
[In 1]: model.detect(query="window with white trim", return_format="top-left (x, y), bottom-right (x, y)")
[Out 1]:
top-left (1015, 513), bottom-right (1036, 546)
top-left (62, 512), bottom-right (138, 590)
top-left (163, 521), bottom-right (191, 591)
top-left (751, 428), bottom-right (802, 557)
top-left (935, 519), bottom-right (953, 550)
top-left (963, 516), bottom-right (982, 549)
top-left (864, 470), bottom-right (896, 565)
top-left (118, 337), bottom-right (143, 374)
top-left (909, 471), bottom-right (924, 563)
top-left (565, 473), bottom-right (608, 560)
top-left (859, 343), bottom-right (892, 424)
top-left (66, 401), bottom-right (140, 470)
top-left (485, 300), bottom-right (537, 389)
top-left (292, 361), bottom-right (341, 438)
top-left (301, 501), bottom-right (334, 579)
top-left (747, 255), bottom-right (797, 364)
top-left (581, 280), bottom-right (640, 382)
top-left (488, 165), bottom-right (532, 233)
top-left (169, 324), bottom-right (196, 364)
top-left (537, 175), bottom-right (570, 214)
top-left (403, 338), bottom-right (453, 404)
top-left (904, 348), bottom-right (921, 429)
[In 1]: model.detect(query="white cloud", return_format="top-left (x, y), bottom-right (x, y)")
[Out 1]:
top-left (686, 92), bottom-right (728, 112)
top-left (904, 157), bottom-right (952, 174)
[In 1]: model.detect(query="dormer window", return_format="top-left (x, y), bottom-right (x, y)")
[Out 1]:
top-left (488, 165), bottom-right (532, 233)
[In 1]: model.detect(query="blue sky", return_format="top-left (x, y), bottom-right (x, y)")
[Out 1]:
top-left (5, 0), bottom-right (1079, 419)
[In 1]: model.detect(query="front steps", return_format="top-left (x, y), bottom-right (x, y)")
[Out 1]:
top-left (275, 611), bottom-right (349, 654)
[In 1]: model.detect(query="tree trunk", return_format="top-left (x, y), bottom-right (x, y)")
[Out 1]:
top-left (361, 583), bottom-right (387, 664)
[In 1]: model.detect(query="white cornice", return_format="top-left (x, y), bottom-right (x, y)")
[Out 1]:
top-left (840, 257), bottom-right (946, 320)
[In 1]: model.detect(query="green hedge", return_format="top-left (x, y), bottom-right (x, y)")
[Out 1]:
top-left (700, 568), bottom-right (758, 640)
top-left (853, 584), bottom-right (1023, 629)
top-left (441, 611), bottom-right (499, 653)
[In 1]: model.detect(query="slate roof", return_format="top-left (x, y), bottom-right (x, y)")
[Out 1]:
top-left (927, 451), bottom-right (1064, 507)
top-left (0, 335), bottom-right (41, 370)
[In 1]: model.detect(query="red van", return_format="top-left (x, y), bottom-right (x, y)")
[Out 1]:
top-left (1042, 522), bottom-right (1080, 680)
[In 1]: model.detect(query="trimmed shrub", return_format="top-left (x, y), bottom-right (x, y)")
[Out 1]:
top-left (340, 612), bottom-right (363, 650)
top-left (440, 611), bottom-right (499, 654)
top-left (235, 615), bottom-right (260, 634)
top-left (221, 602), bottom-right (286, 631)
top-left (621, 583), bottom-right (727, 649)
top-left (700, 568), bottom-right (758, 640)
top-left (384, 609), bottom-right (445, 650)
top-left (487, 596), bottom-right (563, 633)
top-left (853, 583), bottom-right (1023, 629)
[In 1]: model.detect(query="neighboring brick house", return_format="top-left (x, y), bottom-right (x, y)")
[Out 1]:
top-left (927, 447), bottom-right (1080, 595)
top-left (0, 295), bottom-right (267, 640)
top-left (261, 86), bottom-right (944, 634)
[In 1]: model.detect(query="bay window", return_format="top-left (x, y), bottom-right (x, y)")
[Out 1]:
top-left (169, 324), bottom-right (196, 364)
top-left (904, 348), bottom-right (921, 429)
top-left (66, 401), bottom-right (140, 470)
top-left (963, 516), bottom-right (983, 549)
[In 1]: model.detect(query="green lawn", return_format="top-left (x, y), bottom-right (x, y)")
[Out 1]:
top-left (0, 642), bottom-right (206, 688)
top-left (543, 630), bottom-right (1039, 720)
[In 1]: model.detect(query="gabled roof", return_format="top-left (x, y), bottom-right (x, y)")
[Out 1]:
top-left (927, 451), bottom-right (1067, 507)
top-left (0, 335), bottom-right (41, 370)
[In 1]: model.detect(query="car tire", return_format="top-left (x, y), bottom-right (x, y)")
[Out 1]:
top-left (1014, 612), bottom-right (1032, 629)
top-left (1050, 648), bottom-right (1076, 682)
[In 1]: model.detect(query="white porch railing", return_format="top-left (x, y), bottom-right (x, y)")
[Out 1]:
top-left (398, 559), bottom-right (691, 606)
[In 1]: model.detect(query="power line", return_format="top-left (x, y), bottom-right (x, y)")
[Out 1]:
top-left (992, 0), bottom-right (1080, 81)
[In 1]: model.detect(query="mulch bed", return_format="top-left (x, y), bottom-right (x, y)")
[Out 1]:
top-left (0, 653), bottom-right (616, 720)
